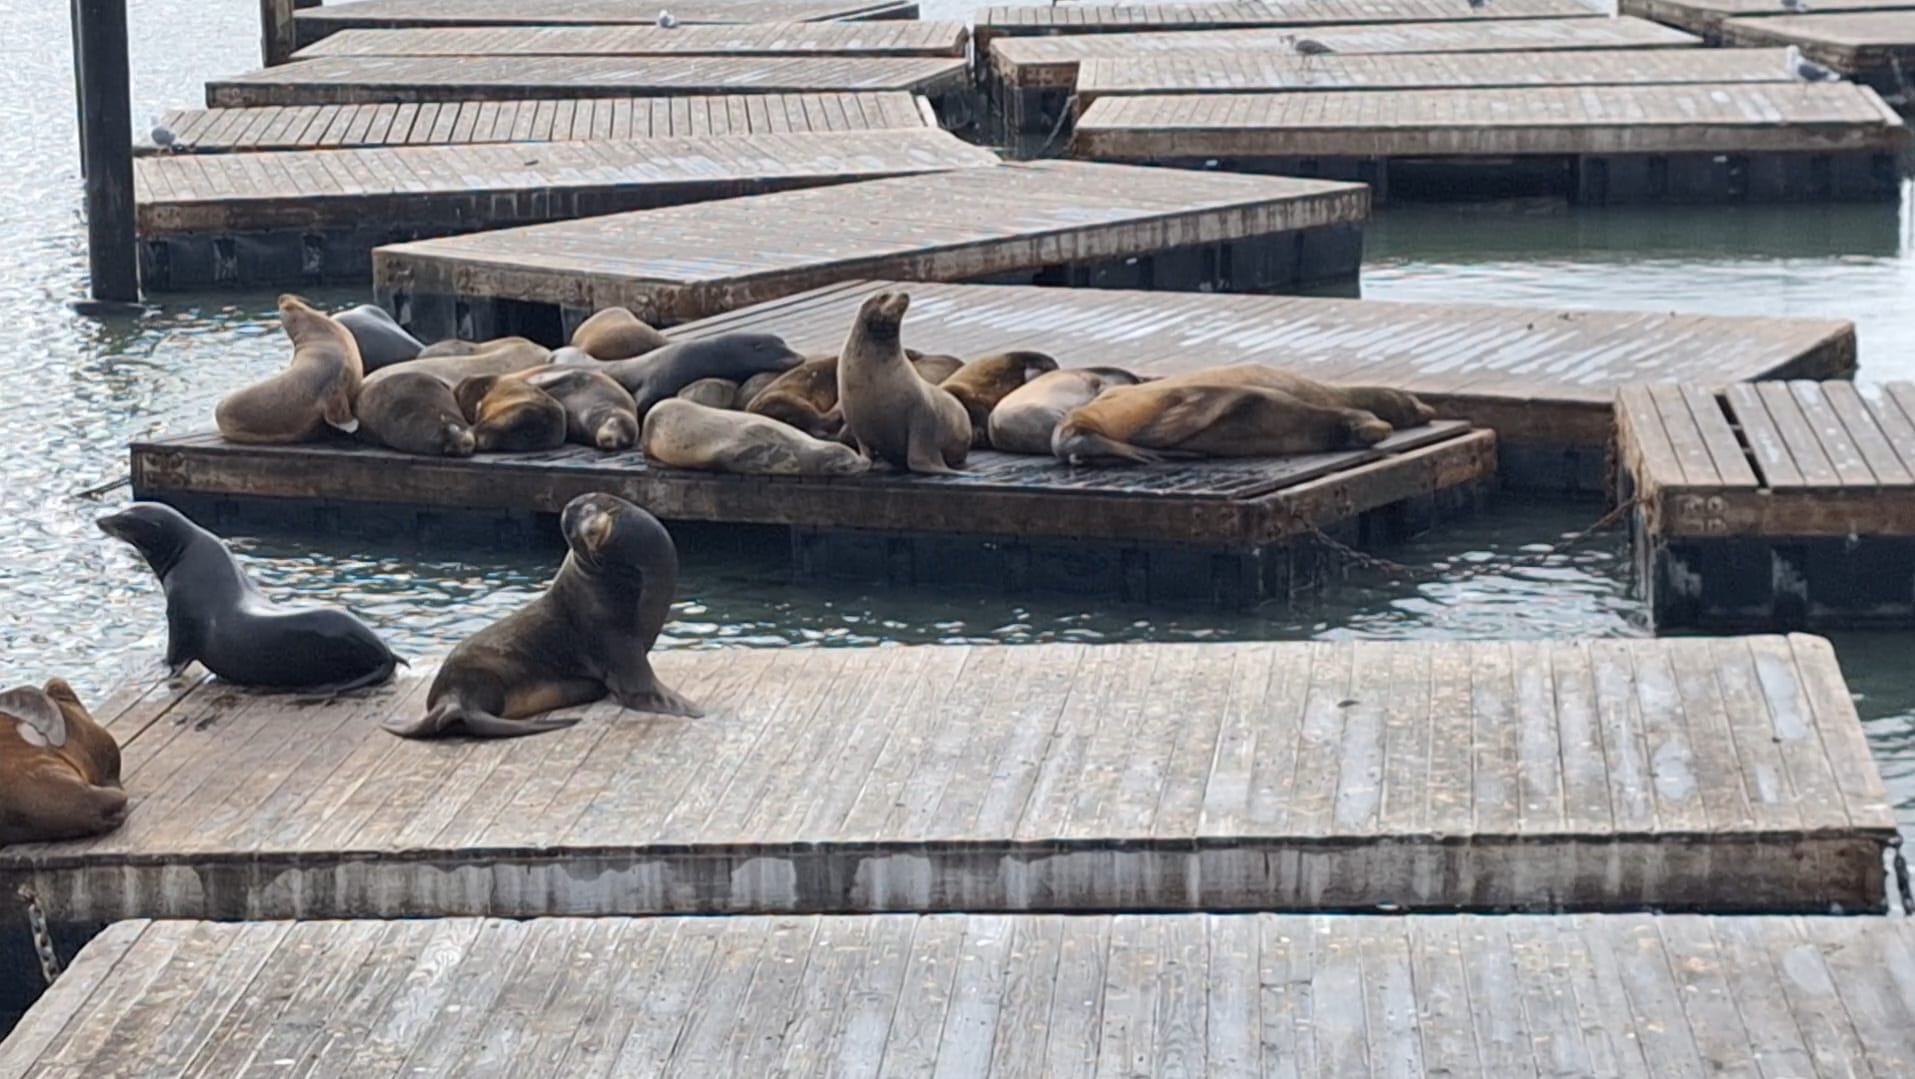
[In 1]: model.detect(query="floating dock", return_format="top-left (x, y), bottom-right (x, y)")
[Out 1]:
top-left (12, 913), bottom-right (1915, 1076)
top-left (1718, 12), bottom-right (1915, 92)
top-left (295, 0), bottom-right (922, 49)
top-left (1622, 0), bottom-right (1915, 38)
top-left (370, 162), bottom-right (1371, 332)
top-left (972, 0), bottom-right (1608, 52)
top-left (0, 635), bottom-right (1894, 919)
top-left (134, 129), bottom-right (997, 291)
top-left (1072, 84), bottom-right (1910, 204)
top-left (136, 91), bottom-right (936, 155)
top-left (1618, 381), bottom-right (1915, 629)
top-left (293, 21), bottom-right (970, 60)
top-left (986, 19), bottom-right (1701, 134)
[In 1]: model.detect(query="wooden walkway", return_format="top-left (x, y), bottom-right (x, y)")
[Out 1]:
top-left (1619, 381), bottom-right (1915, 628)
top-left (295, 0), bottom-right (921, 49)
top-left (369, 162), bottom-right (1370, 331)
top-left (973, 0), bottom-right (1607, 51)
top-left (294, 21), bottom-right (970, 60)
top-left (0, 636), bottom-right (1894, 919)
top-left (134, 130), bottom-right (997, 290)
top-left (1718, 12), bottom-right (1915, 85)
top-left (13, 913), bottom-right (1915, 1077)
top-left (1072, 84), bottom-right (1910, 204)
top-left (1622, 0), bottom-right (1915, 37)
top-left (647, 280), bottom-right (1854, 493)
top-left (136, 92), bottom-right (934, 155)
top-left (208, 55), bottom-right (971, 108)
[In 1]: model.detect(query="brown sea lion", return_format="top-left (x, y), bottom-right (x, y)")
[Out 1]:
top-left (735, 370), bottom-right (783, 411)
top-left (417, 336), bottom-right (538, 359)
top-left (1192, 364), bottom-right (1436, 430)
top-left (748, 353), bottom-right (967, 439)
top-left (941, 351), bottom-right (1061, 447)
top-left (837, 291), bottom-right (971, 474)
top-left (516, 367), bottom-right (639, 451)
top-left (385, 492), bottom-right (700, 739)
top-left (215, 294), bottom-right (363, 444)
top-left (572, 307), bottom-right (670, 361)
top-left (454, 375), bottom-right (568, 453)
top-left (906, 351), bottom-right (964, 384)
top-left (0, 680), bottom-right (126, 847)
top-left (355, 371), bottom-right (476, 457)
top-left (989, 366), bottom-right (1149, 455)
top-left (368, 340), bottom-right (551, 388)
top-left (677, 378), bottom-right (739, 409)
top-left (595, 333), bottom-right (804, 414)
top-left (643, 399), bottom-right (870, 476)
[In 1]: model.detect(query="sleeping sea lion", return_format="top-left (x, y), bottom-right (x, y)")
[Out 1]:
top-left (386, 493), bottom-right (700, 739)
top-left (0, 680), bottom-right (126, 847)
top-left (571, 307), bottom-right (669, 361)
top-left (941, 351), bottom-right (1061, 447)
top-left (677, 378), bottom-right (739, 409)
top-left (837, 291), bottom-right (971, 474)
top-left (215, 294), bottom-right (363, 444)
top-left (454, 375), bottom-right (568, 453)
top-left (643, 399), bottom-right (870, 476)
top-left (367, 340), bottom-right (551, 388)
top-left (516, 367), bottom-right (640, 451)
top-left (417, 336), bottom-right (539, 360)
top-left (735, 370), bottom-right (783, 410)
top-left (98, 502), bottom-right (404, 692)
top-left (596, 333), bottom-right (804, 414)
top-left (1188, 364), bottom-right (1436, 430)
top-left (748, 353), bottom-right (966, 439)
top-left (333, 303), bottom-right (423, 371)
top-left (988, 367), bottom-right (1149, 455)
top-left (907, 351), bottom-right (964, 384)
top-left (355, 370), bottom-right (476, 457)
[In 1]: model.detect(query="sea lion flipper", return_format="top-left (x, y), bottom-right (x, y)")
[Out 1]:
top-left (904, 423), bottom-right (961, 476)
top-left (384, 699), bottom-right (579, 740)
top-left (8, 764), bottom-right (130, 839)
top-left (615, 682), bottom-right (703, 719)
top-left (0, 686), bottom-right (66, 748)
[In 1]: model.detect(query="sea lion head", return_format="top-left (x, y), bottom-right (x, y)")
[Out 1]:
top-left (96, 502), bottom-right (200, 577)
top-left (594, 413), bottom-right (640, 451)
top-left (855, 291), bottom-right (911, 340)
top-left (560, 492), bottom-right (677, 584)
top-left (0, 685), bottom-right (65, 749)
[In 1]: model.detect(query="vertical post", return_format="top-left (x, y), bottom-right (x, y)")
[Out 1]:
top-left (77, 0), bottom-right (139, 302)
top-left (260, 0), bottom-right (297, 66)
top-left (70, 0), bottom-right (87, 179)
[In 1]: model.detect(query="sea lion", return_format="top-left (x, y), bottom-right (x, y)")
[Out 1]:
top-left (747, 353), bottom-right (965, 439)
top-left (941, 351), bottom-right (1061, 447)
top-left (98, 502), bottom-right (404, 692)
top-left (214, 294), bottom-right (363, 444)
top-left (333, 303), bottom-right (423, 371)
top-left (735, 370), bottom-right (783, 410)
top-left (837, 291), bottom-right (971, 474)
top-left (355, 370), bottom-right (477, 457)
top-left (386, 493), bottom-right (700, 739)
top-left (551, 346), bottom-right (597, 366)
top-left (417, 335), bottom-right (539, 360)
top-left (517, 367), bottom-right (639, 450)
top-left (677, 378), bottom-right (739, 409)
top-left (1051, 373), bottom-right (1398, 465)
top-left (453, 375), bottom-right (568, 453)
top-left (1187, 364), bottom-right (1436, 430)
top-left (906, 350), bottom-right (964, 384)
top-left (572, 307), bottom-right (670, 361)
top-left (367, 340), bottom-right (551, 388)
top-left (0, 680), bottom-right (127, 847)
top-left (643, 399), bottom-right (870, 476)
top-left (988, 366), bottom-right (1149, 455)
top-left (596, 333), bottom-right (804, 414)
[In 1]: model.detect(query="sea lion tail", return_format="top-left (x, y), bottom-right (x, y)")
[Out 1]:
top-left (383, 701), bottom-right (579, 740)
top-left (1052, 427), bottom-right (1163, 466)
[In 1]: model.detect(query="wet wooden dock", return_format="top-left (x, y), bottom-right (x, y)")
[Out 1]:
top-left (0, 635), bottom-right (1894, 920)
top-left (208, 55), bottom-right (972, 108)
top-left (972, 0), bottom-right (1607, 52)
top-left (1073, 84), bottom-right (1911, 205)
top-left (1622, 0), bottom-right (1915, 37)
top-left (1718, 12), bottom-right (1915, 90)
top-left (295, 0), bottom-right (922, 49)
top-left (370, 162), bottom-right (1371, 333)
top-left (134, 129), bottom-right (998, 291)
top-left (1619, 381), bottom-right (1915, 629)
top-left (12, 912), bottom-right (1915, 1076)
top-left (294, 21), bottom-right (970, 60)
top-left (136, 91), bottom-right (935, 155)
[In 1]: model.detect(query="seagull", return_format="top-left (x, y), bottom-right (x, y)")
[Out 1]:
top-left (1283, 33), bottom-right (1336, 56)
top-left (1781, 0), bottom-right (1809, 11)
top-left (1786, 44), bottom-right (1841, 82)
top-left (1468, 0), bottom-right (1488, 9)
top-left (149, 118), bottom-right (181, 153)
top-left (656, 9), bottom-right (677, 27)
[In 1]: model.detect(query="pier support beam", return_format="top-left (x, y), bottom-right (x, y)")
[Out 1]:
top-left (75, 0), bottom-right (138, 302)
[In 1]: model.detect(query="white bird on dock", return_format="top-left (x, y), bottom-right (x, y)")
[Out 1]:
top-left (1786, 44), bottom-right (1841, 82)
top-left (657, 9), bottom-right (677, 27)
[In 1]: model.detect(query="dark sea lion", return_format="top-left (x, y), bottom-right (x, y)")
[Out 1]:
top-left (368, 340), bottom-right (551, 388)
top-left (517, 366), bottom-right (640, 450)
top-left (454, 375), bottom-right (568, 453)
top-left (1052, 375), bottom-right (1394, 465)
top-left (417, 335), bottom-right (538, 360)
top-left (572, 307), bottom-right (670, 361)
top-left (748, 353), bottom-right (964, 439)
top-left (386, 493), bottom-right (700, 739)
top-left (215, 294), bottom-right (363, 444)
top-left (0, 680), bottom-right (127, 847)
top-left (735, 370), bottom-right (783, 411)
top-left (98, 502), bottom-right (404, 692)
top-left (355, 370), bottom-right (477, 457)
top-left (677, 378), bottom-right (739, 409)
top-left (596, 333), bottom-right (804, 414)
top-left (988, 366), bottom-right (1148, 455)
top-left (838, 291), bottom-right (971, 474)
top-left (334, 303), bottom-right (423, 371)
top-left (643, 399), bottom-right (870, 476)
top-left (941, 351), bottom-right (1061, 447)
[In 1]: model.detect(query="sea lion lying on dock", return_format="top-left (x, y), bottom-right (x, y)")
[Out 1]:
top-left (454, 374), bottom-right (568, 453)
top-left (837, 291), bottom-right (971, 473)
top-left (988, 366), bottom-right (1149, 455)
top-left (643, 399), bottom-right (870, 476)
top-left (368, 339), bottom-right (551, 387)
top-left (0, 680), bottom-right (126, 847)
top-left (387, 493), bottom-right (700, 739)
top-left (591, 333), bottom-right (804, 414)
top-left (940, 351), bottom-right (1061, 447)
top-left (571, 307), bottom-right (670, 360)
top-left (215, 295), bottom-right (363, 445)
top-left (333, 303), bottom-right (423, 371)
top-left (750, 351), bottom-right (969, 440)
top-left (516, 367), bottom-right (640, 451)
top-left (417, 335), bottom-right (540, 360)
top-left (677, 378), bottom-right (740, 409)
top-left (354, 371), bottom-right (476, 457)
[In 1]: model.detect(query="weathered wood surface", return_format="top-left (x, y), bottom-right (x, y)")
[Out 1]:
top-left (207, 55), bottom-right (971, 107)
top-left (1623, 0), bottom-right (1915, 35)
top-left (0, 635), bottom-right (1893, 920)
top-left (1073, 47), bottom-right (1805, 103)
top-left (973, 0), bottom-right (1606, 52)
top-left (1718, 12), bottom-right (1915, 76)
top-left (1073, 84), bottom-right (1910, 159)
top-left (370, 162), bottom-right (1370, 327)
top-left (134, 129), bottom-right (997, 237)
top-left (295, 0), bottom-right (921, 47)
top-left (989, 18), bottom-right (1701, 90)
top-left (294, 21), bottom-right (970, 59)
top-left (14, 913), bottom-right (1915, 1078)
top-left (135, 92), bottom-right (934, 155)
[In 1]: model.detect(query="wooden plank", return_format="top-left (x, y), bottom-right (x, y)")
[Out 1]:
top-left (975, 0), bottom-right (1606, 51)
top-left (295, 21), bottom-right (970, 59)
top-left (294, 0), bottom-right (921, 38)
top-left (1718, 11), bottom-right (1915, 77)
top-left (1623, 0), bottom-right (1915, 35)
top-left (1723, 381), bottom-right (1807, 489)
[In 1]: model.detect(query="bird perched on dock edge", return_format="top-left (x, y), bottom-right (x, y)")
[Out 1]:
top-left (148, 117), bottom-right (181, 153)
top-left (1781, 0), bottom-right (1809, 12)
top-left (1786, 45), bottom-right (1841, 82)
top-left (657, 9), bottom-right (677, 27)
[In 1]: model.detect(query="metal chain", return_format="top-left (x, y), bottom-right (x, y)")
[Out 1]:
top-left (1281, 497), bottom-right (1638, 583)
top-left (19, 885), bottom-right (63, 985)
